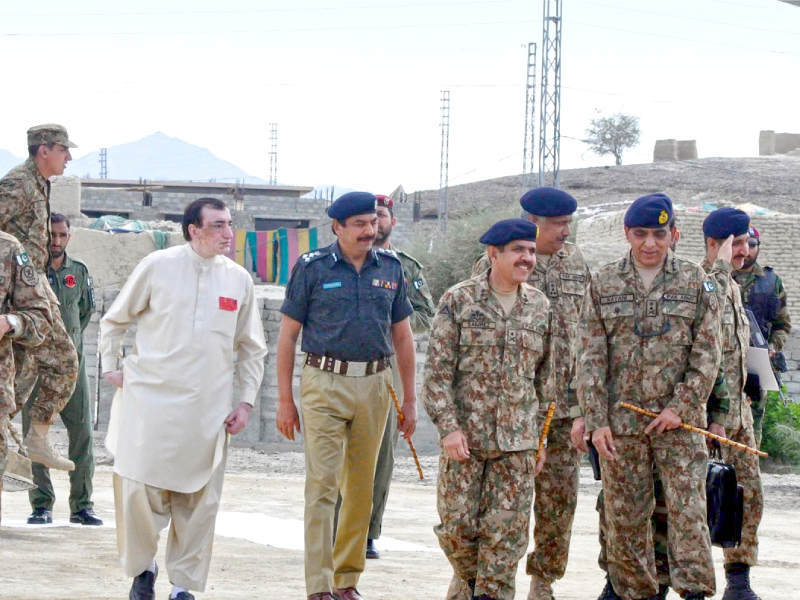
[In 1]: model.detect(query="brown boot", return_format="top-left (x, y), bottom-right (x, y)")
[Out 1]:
top-left (23, 420), bottom-right (74, 471)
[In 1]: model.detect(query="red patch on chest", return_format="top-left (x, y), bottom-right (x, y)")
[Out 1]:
top-left (64, 274), bottom-right (77, 288)
top-left (219, 297), bottom-right (238, 311)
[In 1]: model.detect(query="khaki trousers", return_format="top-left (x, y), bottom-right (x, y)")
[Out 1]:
top-left (300, 365), bottom-right (391, 596)
top-left (113, 444), bottom-right (228, 592)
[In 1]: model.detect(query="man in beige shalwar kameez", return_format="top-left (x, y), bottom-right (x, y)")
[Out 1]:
top-left (100, 198), bottom-right (267, 600)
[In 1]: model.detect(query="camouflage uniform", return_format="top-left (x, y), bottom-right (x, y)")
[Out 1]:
top-left (423, 270), bottom-right (551, 600)
top-left (578, 251), bottom-right (720, 599)
top-left (702, 258), bottom-right (763, 568)
top-left (0, 231), bottom-right (55, 527)
top-left (23, 253), bottom-right (97, 513)
top-left (474, 242), bottom-right (590, 584)
top-left (333, 246), bottom-right (435, 541)
top-left (733, 262), bottom-right (792, 444)
top-left (0, 158), bottom-right (78, 423)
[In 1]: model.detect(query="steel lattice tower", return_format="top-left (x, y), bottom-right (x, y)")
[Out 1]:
top-left (438, 90), bottom-right (451, 232)
top-left (269, 123), bottom-right (278, 185)
top-left (522, 43), bottom-right (537, 189)
top-left (539, 0), bottom-right (562, 188)
top-left (99, 148), bottom-right (108, 179)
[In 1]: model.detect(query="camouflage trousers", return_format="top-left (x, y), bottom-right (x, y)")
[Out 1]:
top-left (435, 448), bottom-right (536, 600)
top-left (601, 429), bottom-right (714, 599)
top-left (719, 417), bottom-right (763, 566)
top-left (597, 466), bottom-right (670, 586)
top-left (748, 392), bottom-right (766, 448)
top-left (0, 416), bottom-right (7, 532)
top-left (12, 286), bottom-right (78, 424)
top-left (526, 417), bottom-right (580, 582)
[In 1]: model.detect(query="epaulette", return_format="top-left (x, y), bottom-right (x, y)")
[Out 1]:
top-left (375, 247), bottom-right (401, 262)
top-left (298, 248), bottom-right (332, 266)
top-left (70, 256), bottom-right (91, 271)
top-left (394, 247), bottom-right (423, 268)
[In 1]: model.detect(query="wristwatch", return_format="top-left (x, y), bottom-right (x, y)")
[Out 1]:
top-left (5, 314), bottom-right (20, 334)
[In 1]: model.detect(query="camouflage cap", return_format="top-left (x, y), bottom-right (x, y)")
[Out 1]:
top-left (26, 124), bottom-right (77, 148)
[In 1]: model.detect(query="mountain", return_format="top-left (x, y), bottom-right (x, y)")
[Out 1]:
top-left (0, 149), bottom-right (24, 178)
top-left (65, 132), bottom-right (269, 184)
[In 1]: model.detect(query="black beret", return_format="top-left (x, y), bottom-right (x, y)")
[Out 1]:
top-left (703, 207), bottom-right (750, 239)
top-left (479, 219), bottom-right (538, 246)
top-left (519, 186), bottom-right (578, 217)
top-left (624, 193), bottom-right (673, 228)
top-left (327, 192), bottom-right (377, 220)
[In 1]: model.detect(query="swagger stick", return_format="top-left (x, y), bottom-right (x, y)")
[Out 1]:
top-left (537, 402), bottom-right (557, 463)
top-left (389, 384), bottom-right (424, 480)
top-left (620, 402), bottom-right (768, 458)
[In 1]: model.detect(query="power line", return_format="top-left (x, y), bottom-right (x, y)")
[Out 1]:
top-left (572, 0), bottom-right (800, 36)
top-left (0, 0), bottom-right (526, 19)
top-left (0, 18), bottom-right (537, 37)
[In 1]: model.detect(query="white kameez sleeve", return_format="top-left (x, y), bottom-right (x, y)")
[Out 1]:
top-left (99, 256), bottom-right (155, 373)
top-left (233, 277), bottom-right (267, 406)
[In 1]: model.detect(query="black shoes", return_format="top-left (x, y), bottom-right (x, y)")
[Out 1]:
top-left (129, 564), bottom-right (158, 600)
top-left (70, 508), bottom-right (104, 526)
top-left (722, 563), bottom-right (761, 600)
top-left (27, 508), bottom-right (53, 524)
top-left (597, 577), bottom-right (622, 600)
top-left (366, 539), bottom-right (379, 559)
top-left (171, 593), bottom-right (195, 600)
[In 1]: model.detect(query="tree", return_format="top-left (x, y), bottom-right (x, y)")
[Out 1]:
top-left (585, 112), bottom-right (641, 166)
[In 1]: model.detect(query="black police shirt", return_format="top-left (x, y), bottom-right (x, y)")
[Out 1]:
top-left (280, 242), bottom-right (413, 362)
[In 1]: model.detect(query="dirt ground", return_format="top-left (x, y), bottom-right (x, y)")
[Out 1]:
top-left (1, 444), bottom-right (798, 600)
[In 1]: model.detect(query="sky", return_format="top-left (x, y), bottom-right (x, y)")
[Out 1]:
top-left (0, 0), bottom-right (797, 193)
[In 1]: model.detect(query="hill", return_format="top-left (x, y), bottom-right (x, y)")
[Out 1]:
top-left (415, 157), bottom-right (800, 219)
top-left (64, 132), bottom-right (269, 184)
top-left (0, 149), bottom-right (23, 178)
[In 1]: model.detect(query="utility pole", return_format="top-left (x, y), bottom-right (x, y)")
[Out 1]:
top-left (99, 148), bottom-right (108, 179)
top-left (438, 90), bottom-right (451, 232)
top-left (539, 0), bottom-right (562, 188)
top-left (522, 43), bottom-right (537, 189)
top-left (269, 123), bottom-right (278, 185)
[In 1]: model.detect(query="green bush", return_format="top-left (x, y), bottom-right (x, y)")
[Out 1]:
top-left (761, 391), bottom-right (800, 466)
top-left (408, 208), bottom-right (518, 304)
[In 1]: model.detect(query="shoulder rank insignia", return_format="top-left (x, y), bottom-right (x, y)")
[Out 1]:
top-left (302, 250), bottom-right (323, 263)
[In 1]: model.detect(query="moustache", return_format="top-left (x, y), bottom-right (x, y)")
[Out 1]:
top-left (515, 261), bottom-right (533, 269)
top-left (357, 236), bottom-right (376, 243)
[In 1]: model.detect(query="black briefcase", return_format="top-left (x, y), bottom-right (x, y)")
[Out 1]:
top-left (706, 448), bottom-right (744, 548)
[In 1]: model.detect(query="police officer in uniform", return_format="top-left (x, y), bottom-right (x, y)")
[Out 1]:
top-left (333, 194), bottom-right (435, 559)
top-left (733, 225), bottom-right (792, 446)
top-left (23, 213), bottom-right (101, 525)
top-left (275, 192), bottom-right (418, 600)
top-left (579, 194), bottom-right (720, 600)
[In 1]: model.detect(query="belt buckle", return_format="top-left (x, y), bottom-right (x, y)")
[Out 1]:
top-left (347, 361), bottom-right (367, 377)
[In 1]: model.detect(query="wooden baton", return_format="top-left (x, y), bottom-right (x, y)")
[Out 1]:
top-left (620, 402), bottom-right (768, 458)
top-left (537, 402), bottom-right (557, 463)
top-left (388, 384), bottom-right (424, 480)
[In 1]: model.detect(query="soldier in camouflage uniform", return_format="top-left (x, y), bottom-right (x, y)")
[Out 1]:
top-left (701, 208), bottom-right (765, 600)
top-left (0, 124), bottom-right (79, 472)
top-left (424, 219), bottom-right (550, 600)
top-left (579, 194), bottom-right (720, 600)
top-left (733, 225), bottom-right (792, 446)
top-left (23, 213), bottom-right (102, 526)
top-left (332, 194), bottom-right (435, 558)
top-left (468, 187), bottom-right (589, 600)
top-left (0, 231), bottom-right (55, 533)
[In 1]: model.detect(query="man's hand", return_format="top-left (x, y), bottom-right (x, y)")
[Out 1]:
top-left (592, 427), bottom-right (616, 460)
top-left (718, 234), bottom-right (734, 264)
top-left (104, 370), bottom-right (124, 388)
top-left (442, 430), bottom-right (470, 461)
top-left (225, 402), bottom-right (252, 435)
top-left (534, 446), bottom-right (546, 476)
top-left (276, 397), bottom-right (301, 441)
top-left (644, 408), bottom-right (681, 435)
top-left (0, 316), bottom-right (12, 342)
top-left (707, 422), bottom-right (726, 450)
top-left (571, 417), bottom-right (588, 452)
top-left (398, 397), bottom-right (418, 439)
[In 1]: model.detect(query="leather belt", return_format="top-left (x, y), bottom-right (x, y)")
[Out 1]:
top-left (305, 353), bottom-right (391, 377)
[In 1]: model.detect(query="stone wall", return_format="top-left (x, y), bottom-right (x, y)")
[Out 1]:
top-left (759, 130), bottom-right (800, 156)
top-left (653, 139), bottom-right (698, 161)
top-left (85, 285), bottom-right (441, 452)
